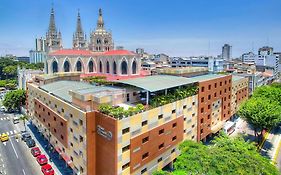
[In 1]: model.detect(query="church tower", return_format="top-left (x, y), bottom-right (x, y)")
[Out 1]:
top-left (89, 8), bottom-right (114, 52)
top-left (73, 10), bottom-right (87, 50)
top-left (45, 7), bottom-right (62, 53)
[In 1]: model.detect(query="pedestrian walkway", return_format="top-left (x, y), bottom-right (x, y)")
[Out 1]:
top-left (0, 130), bottom-right (18, 137)
top-left (0, 117), bottom-right (11, 121)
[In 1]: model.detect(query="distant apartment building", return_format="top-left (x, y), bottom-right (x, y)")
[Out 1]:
top-left (169, 56), bottom-right (224, 73)
top-left (242, 46), bottom-right (279, 78)
top-left (16, 56), bottom-right (30, 63)
top-left (29, 37), bottom-right (47, 63)
top-left (231, 76), bottom-right (248, 116)
top-left (26, 72), bottom-right (247, 175)
top-left (222, 44), bottom-right (232, 61)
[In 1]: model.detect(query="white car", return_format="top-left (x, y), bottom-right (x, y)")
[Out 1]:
top-left (0, 106), bottom-right (6, 112)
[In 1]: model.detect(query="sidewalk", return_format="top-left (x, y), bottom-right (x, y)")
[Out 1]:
top-left (26, 122), bottom-right (73, 175)
top-left (16, 120), bottom-right (73, 175)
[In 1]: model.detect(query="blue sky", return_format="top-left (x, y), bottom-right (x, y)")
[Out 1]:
top-left (0, 0), bottom-right (280, 57)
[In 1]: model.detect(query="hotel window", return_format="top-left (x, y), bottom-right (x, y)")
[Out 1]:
top-left (208, 104), bottom-right (210, 109)
top-left (70, 128), bottom-right (73, 133)
top-left (208, 85), bottom-right (211, 90)
top-left (48, 112), bottom-right (50, 116)
top-left (48, 123), bottom-right (50, 127)
top-left (61, 108), bottom-right (64, 113)
top-left (43, 118), bottom-right (45, 122)
top-left (192, 124), bottom-right (195, 128)
top-left (159, 143), bottom-right (164, 150)
top-left (43, 108), bottom-right (45, 112)
top-left (55, 104), bottom-right (57, 108)
top-left (159, 129), bottom-right (164, 135)
top-left (158, 114), bottom-right (163, 119)
top-left (141, 168), bottom-right (147, 174)
top-left (215, 83), bottom-right (217, 88)
top-left (142, 152), bottom-right (149, 160)
top-left (214, 92), bottom-right (217, 97)
top-left (158, 157), bottom-right (163, 162)
top-left (229, 87), bottom-right (231, 91)
top-left (79, 119), bottom-right (83, 125)
top-left (70, 114), bottom-right (73, 118)
top-left (192, 113), bottom-right (195, 117)
top-left (201, 108), bottom-right (204, 113)
top-left (54, 117), bottom-right (56, 121)
top-left (184, 117), bottom-right (186, 121)
top-left (142, 120), bottom-right (148, 126)
top-left (192, 102), bottom-right (195, 105)
top-left (220, 90), bottom-right (222, 95)
top-left (61, 135), bottom-right (64, 140)
top-left (201, 118), bottom-right (204, 123)
top-left (220, 82), bottom-right (222, 86)
top-left (225, 80), bottom-right (227, 85)
top-left (142, 136), bottom-right (149, 144)
top-left (171, 149), bottom-right (175, 153)
top-left (208, 114), bottom-right (210, 119)
top-left (122, 127), bottom-right (130, 134)
top-left (224, 97), bottom-right (226, 101)
top-left (122, 145), bottom-right (130, 152)
top-left (201, 86), bottom-right (205, 92)
top-left (60, 122), bottom-right (63, 126)
top-left (39, 105), bottom-right (41, 108)
top-left (200, 129), bottom-right (203, 134)
top-left (229, 79), bottom-right (231, 83)
top-left (201, 97), bottom-right (204, 102)
top-left (80, 135), bottom-right (83, 142)
top-left (122, 162), bottom-right (130, 170)
top-left (183, 105), bottom-right (187, 109)
top-left (70, 142), bottom-right (73, 147)
top-left (172, 109), bottom-right (176, 114)
top-left (172, 122), bottom-right (177, 128)
top-left (208, 95), bottom-right (211, 100)
top-left (172, 136), bottom-right (177, 141)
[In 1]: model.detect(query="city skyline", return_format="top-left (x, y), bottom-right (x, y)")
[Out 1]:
top-left (0, 0), bottom-right (280, 57)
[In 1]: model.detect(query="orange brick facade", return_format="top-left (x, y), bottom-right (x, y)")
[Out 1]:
top-left (130, 116), bottom-right (184, 173)
top-left (197, 75), bottom-right (232, 141)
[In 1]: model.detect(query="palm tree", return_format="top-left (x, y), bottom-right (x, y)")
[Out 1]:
top-left (20, 115), bottom-right (28, 132)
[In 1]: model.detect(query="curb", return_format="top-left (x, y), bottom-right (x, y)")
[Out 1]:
top-left (272, 140), bottom-right (281, 164)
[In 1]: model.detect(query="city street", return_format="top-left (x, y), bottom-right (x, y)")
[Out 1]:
top-left (0, 112), bottom-right (42, 175)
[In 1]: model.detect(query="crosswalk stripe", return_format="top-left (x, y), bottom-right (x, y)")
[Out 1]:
top-left (10, 131), bottom-right (13, 134)
top-left (2, 142), bottom-right (6, 146)
top-left (5, 132), bottom-right (9, 135)
top-left (0, 118), bottom-right (3, 120)
top-left (14, 130), bottom-right (16, 133)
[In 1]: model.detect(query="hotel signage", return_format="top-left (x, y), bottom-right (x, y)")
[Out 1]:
top-left (97, 125), bottom-right (112, 140)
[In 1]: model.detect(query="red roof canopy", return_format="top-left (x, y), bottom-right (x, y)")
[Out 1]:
top-left (49, 49), bottom-right (96, 56)
top-left (49, 49), bottom-right (135, 57)
top-left (103, 50), bottom-right (135, 56)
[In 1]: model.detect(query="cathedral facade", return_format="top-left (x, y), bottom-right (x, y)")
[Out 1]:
top-left (45, 8), bottom-right (141, 78)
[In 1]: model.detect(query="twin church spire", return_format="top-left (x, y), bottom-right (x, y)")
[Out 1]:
top-left (46, 7), bottom-right (114, 52)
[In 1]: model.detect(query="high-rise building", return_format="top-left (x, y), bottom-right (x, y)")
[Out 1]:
top-left (222, 44), bottom-right (232, 60)
top-left (258, 46), bottom-right (273, 56)
top-left (35, 37), bottom-right (46, 52)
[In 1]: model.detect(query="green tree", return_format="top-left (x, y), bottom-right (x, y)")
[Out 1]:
top-left (154, 133), bottom-right (279, 175)
top-left (238, 97), bottom-right (281, 140)
top-left (3, 65), bottom-right (17, 79)
top-left (3, 89), bottom-right (26, 112)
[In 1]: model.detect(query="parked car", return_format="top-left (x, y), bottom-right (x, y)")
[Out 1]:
top-left (0, 133), bottom-right (9, 142)
top-left (41, 164), bottom-right (54, 175)
top-left (26, 138), bottom-right (36, 148)
top-left (13, 116), bottom-right (20, 124)
top-left (22, 133), bottom-right (31, 142)
top-left (31, 147), bottom-right (41, 157)
top-left (0, 106), bottom-right (6, 112)
top-left (37, 154), bottom-right (48, 165)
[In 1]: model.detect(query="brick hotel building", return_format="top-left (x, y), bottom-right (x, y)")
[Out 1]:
top-left (26, 6), bottom-right (249, 175)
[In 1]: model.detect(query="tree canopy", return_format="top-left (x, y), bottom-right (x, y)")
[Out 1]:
top-left (3, 89), bottom-right (26, 112)
top-left (153, 133), bottom-right (279, 175)
top-left (238, 84), bottom-right (281, 139)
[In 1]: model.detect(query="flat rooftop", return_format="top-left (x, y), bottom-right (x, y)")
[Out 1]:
top-left (116, 74), bottom-right (228, 92)
top-left (40, 81), bottom-right (121, 102)
top-left (232, 75), bottom-right (246, 82)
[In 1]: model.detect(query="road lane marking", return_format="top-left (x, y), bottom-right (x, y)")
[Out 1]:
top-left (22, 169), bottom-right (26, 175)
top-left (10, 139), bottom-right (19, 159)
top-left (13, 130), bottom-right (16, 134)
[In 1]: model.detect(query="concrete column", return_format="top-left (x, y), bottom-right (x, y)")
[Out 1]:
top-left (146, 91), bottom-right (149, 105)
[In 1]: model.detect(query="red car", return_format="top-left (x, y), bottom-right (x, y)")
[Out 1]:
top-left (36, 154), bottom-right (48, 165)
top-left (31, 147), bottom-right (41, 157)
top-left (41, 164), bottom-right (55, 175)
